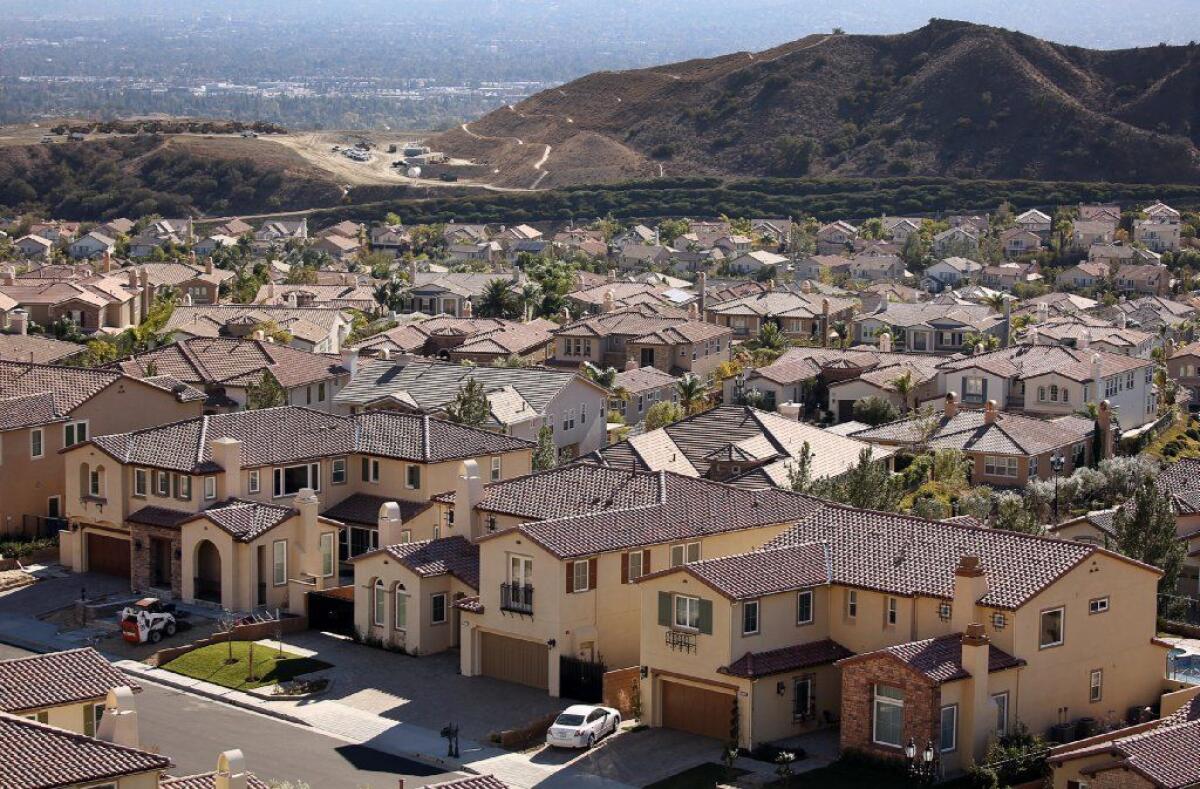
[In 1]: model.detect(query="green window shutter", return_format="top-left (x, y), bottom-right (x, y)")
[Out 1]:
top-left (657, 591), bottom-right (671, 627)
top-left (698, 598), bottom-right (713, 635)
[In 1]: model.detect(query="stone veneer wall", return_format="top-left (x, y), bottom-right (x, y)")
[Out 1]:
top-left (128, 523), bottom-right (182, 599)
top-left (839, 658), bottom-right (939, 762)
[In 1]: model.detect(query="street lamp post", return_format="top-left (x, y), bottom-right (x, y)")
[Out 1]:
top-left (1050, 451), bottom-right (1066, 524)
top-left (905, 738), bottom-right (938, 784)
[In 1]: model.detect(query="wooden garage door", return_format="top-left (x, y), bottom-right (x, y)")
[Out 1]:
top-left (661, 680), bottom-right (735, 741)
top-left (86, 533), bottom-right (130, 578)
top-left (480, 632), bottom-right (549, 690)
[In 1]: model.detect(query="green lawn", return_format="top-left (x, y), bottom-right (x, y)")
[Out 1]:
top-left (161, 641), bottom-right (331, 690)
top-left (646, 763), bottom-right (748, 789)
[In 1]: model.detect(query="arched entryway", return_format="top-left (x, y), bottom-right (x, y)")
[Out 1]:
top-left (194, 539), bottom-right (222, 603)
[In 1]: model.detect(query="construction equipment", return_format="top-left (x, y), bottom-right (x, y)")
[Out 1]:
top-left (119, 598), bottom-right (185, 644)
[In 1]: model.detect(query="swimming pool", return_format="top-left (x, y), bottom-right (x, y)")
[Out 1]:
top-left (1167, 648), bottom-right (1200, 682)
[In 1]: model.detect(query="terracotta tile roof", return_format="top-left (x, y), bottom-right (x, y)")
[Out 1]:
top-left (114, 337), bottom-right (347, 390)
top-left (0, 648), bottom-right (139, 713)
top-left (498, 471), bottom-right (825, 559)
top-left (852, 409), bottom-right (1094, 456)
top-left (126, 505), bottom-right (197, 530)
top-left (0, 392), bottom-right (61, 431)
top-left (321, 493), bottom-right (433, 527)
top-left (0, 361), bottom-right (142, 417)
top-left (1102, 719), bottom-right (1200, 788)
top-left (449, 321), bottom-right (557, 357)
top-left (937, 344), bottom-right (1149, 383)
top-left (183, 499), bottom-right (296, 542)
top-left (426, 775), bottom-right (509, 789)
top-left (380, 535), bottom-right (479, 589)
top-left (90, 407), bottom-right (529, 472)
top-left (0, 712), bottom-right (171, 787)
top-left (453, 595), bottom-right (485, 614)
top-left (721, 639), bottom-right (853, 679)
top-left (847, 633), bottom-right (1024, 684)
top-left (612, 366), bottom-right (678, 395)
top-left (160, 772), bottom-right (271, 788)
top-left (682, 544), bottom-right (831, 600)
top-left (435, 463), bottom-right (663, 521)
top-left (763, 504), bottom-right (1098, 609)
top-left (0, 334), bottom-right (83, 364)
top-left (707, 290), bottom-right (857, 320)
top-left (164, 305), bottom-right (347, 344)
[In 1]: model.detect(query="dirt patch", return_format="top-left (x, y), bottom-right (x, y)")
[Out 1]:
top-left (0, 570), bottom-right (35, 593)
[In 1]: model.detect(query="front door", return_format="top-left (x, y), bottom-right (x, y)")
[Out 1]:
top-left (256, 545), bottom-right (267, 606)
top-left (150, 537), bottom-right (171, 588)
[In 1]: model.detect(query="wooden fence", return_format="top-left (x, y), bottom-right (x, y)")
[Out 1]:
top-left (602, 666), bottom-right (641, 719)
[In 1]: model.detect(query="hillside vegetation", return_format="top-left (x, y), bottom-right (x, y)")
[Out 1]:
top-left (430, 19), bottom-right (1200, 187)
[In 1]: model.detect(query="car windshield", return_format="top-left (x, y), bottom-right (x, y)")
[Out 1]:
top-left (554, 714), bottom-right (586, 726)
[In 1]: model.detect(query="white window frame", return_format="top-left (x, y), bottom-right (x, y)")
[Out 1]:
top-left (405, 464), bottom-right (421, 490)
top-left (673, 594), bottom-right (700, 631)
top-left (331, 457), bottom-right (347, 485)
top-left (394, 588), bottom-right (407, 630)
top-left (992, 692), bottom-right (1009, 737)
top-left (64, 419), bottom-right (89, 447)
top-left (670, 541), bottom-right (701, 567)
top-left (156, 470), bottom-right (170, 497)
top-left (1039, 606), bottom-right (1065, 649)
top-left (373, 579), bottom-right (385, 626)
top-left (363, 457), bottom-right (380, 483)
top-left (88, 468), bottom-right (102, 497)
top-left (742, 599), bottom-right (760, 635)
top-left (886, 596), bottom-right (898, 626)
top-left (939, 704), bottom-right (958, 753)
top-left (203, 476), bottom-right (217, 500)
top-left (319, 532), bottom-right (335, 577)
top-left (572, 559), bottom-right (590, 593)
top-left (797, 589), bottom-right (814, 625)
top-left (872, 684), bottom-right (905, 748)
top-left (1088, 596), bottom-right (1109, 615)
top-left (1089, 669), bottom-right (1103, 702)
top-left (846, 589), bottom-right (858, 619)
top-left (30, 428), bottom-right (43, 459)
top-left (430, 592), bottom-right (448, 625)
top-left (627, 550), bottom-right (645, 582)
top-left (793, 676), bottom-right (815, 720)
top-left (273, 463), bottom-right (319, 498)
top-left (490, 456), bottom-right (502, 481)
top-left (248, 469), bottom-right (260, 494)
top-left (272, 539), bottom-right (287, 586)
top-left (133, 468), bottom-right (148, 497)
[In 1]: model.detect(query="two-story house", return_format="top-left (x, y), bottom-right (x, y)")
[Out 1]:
top-left (0, 647), bottom-right (139, 735)
top-left (706, 289), bottom-right (856, 345)
top-left (853, 303), bottom-right (1005, 354)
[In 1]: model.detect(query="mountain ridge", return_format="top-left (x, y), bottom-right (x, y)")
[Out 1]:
top-left (429, 19), bottom-right (1200, 187)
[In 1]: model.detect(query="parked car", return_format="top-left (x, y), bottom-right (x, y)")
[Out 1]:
top-left (545, 704), bottom-right (621, 749)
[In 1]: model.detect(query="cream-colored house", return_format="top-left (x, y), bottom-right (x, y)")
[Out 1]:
top-left (633, 502), bottom-right (1175, 776)
top-left (0, 647), bottom-right (139, 736)
top-left (60, 406), bottom-right (533, 609)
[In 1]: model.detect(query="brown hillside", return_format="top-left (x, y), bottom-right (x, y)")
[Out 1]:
top-left (429, 20), bottom-right (1200, 186)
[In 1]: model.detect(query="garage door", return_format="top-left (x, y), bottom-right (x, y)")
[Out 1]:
top-left (480, 632), bottom-right (549, 690)
top-left (86, 533), bottom-right (131, 579)
top-left (661, 680), bottom-right (735, 741)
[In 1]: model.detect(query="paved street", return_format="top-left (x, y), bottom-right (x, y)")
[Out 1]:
top-left (0, 643), bottom-right (465, 788)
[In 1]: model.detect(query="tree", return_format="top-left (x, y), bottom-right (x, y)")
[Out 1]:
top-left (445, 378), bottom-right (490, 426)
top-left (786, 441), bottom-right (815, 493)
top-left (373, 279), bottom-right (408, 313)
top-left (889, 370), bottom-right (917, 414)
top-left (993, 492), bottom-right (1041, 534)
top-left (247, 371), bottom-right (286, 409)
top-left (750, 321), bottom-right (788, 354)
top-left (773, 135), bottom-right (816, 176)
top-left (645, 401), bottom-right (685, 431)
top-left (810, 448), bottom-right (903, 512)
top-left (582, 362), bottom-right (618, 389)
top-left (676, 374), bottom-right (709, 415)
top-left (532, 425), bottom-right (558, 471)
top-left (476, 278), bottom-right (515, 318)
top-left (518, 282), bottom-right (543, 321)
top-left (852, 396), bottom-right (899, 426)
top-left (1112, 479), bottom-right (1185, 605)
top-left (656, 219), bottom-right (689, 246)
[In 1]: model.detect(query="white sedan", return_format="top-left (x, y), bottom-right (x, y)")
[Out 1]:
top-left (545, 704), bottom-right (622, 749)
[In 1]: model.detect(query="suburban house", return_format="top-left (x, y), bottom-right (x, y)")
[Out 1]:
top-left (980, 262), bottom-right (1041, 292)
top-left (931, 227), bottom-right (980, 259)
top-left (727, 250), bottom-right (788, 275)
top-left (0, 332), bottom-right (85, 364)
top-left (1015, 208), bottom-right (1052, 238)
top-left (1116, 264), bottom-right (1171, 297)
top-left (407, 271), bottom-right (523, 317)
top-left (924, 257), bottom-right (982, 290)
top-left (635, 502), bottom-right (1172, 775)
top-left (610, 365), bottom-right (679, 425)
top-left (1134, 220), bottom-right (1181, 253)
top-left (816, 221), bottom-right (859, 254)
top-left (0, 361), bottom-right (204, 538)
top-left (706, 287), bottom-right (856, 344)
top-left (163, 305), bottom-right (352, 353)
top-left (253, 219), bottom-right (308, 249)
top-left (69, 231), bottom-right (117, 260)
top-left (1027, 315), bottom-right (1155, 358)
top-left (587, 404), bottom-right (892, 488)
top-left (126, 259), bottom-right (234, 306)
top-left (552, 305), bottom-right (732, 381)
top-left (999, 228), bottom-right (1042, 258)
top-left (335, 358), bottom-right (609, 456)
top-left (111, 336), bottom-right (351, 414)
top-left (254, 281), bottom-right (376, 312)
top-left (935, 345), bottom-right (1158, 428)
top-left (853, 303), bottom-right (1005, 354)
top-left (14, 235), bottom-right (54, 259)
top-left (1168, 340), bottom-right (1200, 403)
top-left (1059, 261), bottom-right (1110, 290)
top-left (351, 316), bottom-right (555, 365)
top-left (0, 268), bottom-right (144, 333)
top-left (192, 233), bottom-right (240, 258)
top-left (565, 281), bottom-right (681, 316)
top-left (0, 647), bottom-right (139, 735)
top-left (59, 406), bottom-right (533, 606)
top-left (850, 395), bottom-right (1109, 487)
top-left (883, 217), bottom-right (922, 245)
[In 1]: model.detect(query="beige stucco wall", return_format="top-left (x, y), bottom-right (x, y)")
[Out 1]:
top-left (353, 552), bottom-right (470, 655)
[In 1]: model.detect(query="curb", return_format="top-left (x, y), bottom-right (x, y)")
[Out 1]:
top-left (115, 662), bottom-right (313, 728)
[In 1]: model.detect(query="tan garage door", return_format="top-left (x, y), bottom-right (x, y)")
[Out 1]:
top-left (661, 680), bottom-right (735, 741)
top-left (480, 632), bottom-right (549, 690)
top-left (86, 533), bottom-right (130, 579)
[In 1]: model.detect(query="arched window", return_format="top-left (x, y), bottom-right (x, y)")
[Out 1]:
top-left (1050, 384), bottom-right (1059, 402)
top-left (373, 579), bottom-right (385, 626)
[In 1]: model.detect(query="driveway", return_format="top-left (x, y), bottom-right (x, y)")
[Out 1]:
top-left (267, 630), bottom-right (565, 742)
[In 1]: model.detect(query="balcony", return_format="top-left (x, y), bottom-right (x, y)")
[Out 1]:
top-left (500, 583), bottom-right (534, 615)
top-left (665, 629), bottom-right (697, 654)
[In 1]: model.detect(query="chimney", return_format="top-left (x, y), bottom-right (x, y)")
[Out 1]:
top-left (97, 687), bottom-right (139, 748)
top-left (1078, 329), bottom-right (1090, 351)
top-left (1097, 400), bottom-right (1114, 459)
top-left (1092, 353), bottom-right (1103, 400)
top-left (1003, 298), bottom-right (1012, 348)
top-left (602, 289), bottom-right (615, 313)
top-left (102, 250), bottom-right (112, 273)
top-left (379, 347), bottom-right (391, 361)
top-left (974, 342), bottom-right (984, 355)
top-left (10, 309), bottom-right (28, 336)
top-left (1037, 301), bottom-right (1049, 324)
top-left (960, 623), bottom-right (993, 762)
top-left (765, 278), bottom-right (775, 292)
top-left (800, 279), bottom-right (812, 294)
top-left (286, 292), bottom-right (298, 308)
top-left (210, 437), bottom-right (243, 498)
top-left (183, 292), bottom-right (194, 307)
top-left (687, 302), bottom-right (698, 320)
top-left (409, 258), bottom-right (418, 282)
top-left (950, 555), bottom-right (989, 633)
top-left (560, 306), bottom-right (571, 322)
top-left (463, 298), bottom-right (473, 318)
top-left (697, 271), bottom-right (707, 317)
top-left (377, 501), bottom-right (407, 546)
top-left (777, 401), bottom-right (802, 421)
top-left (1166, 337), bottom-right (1175, 359)
top-left (877, 332), bottom-right (892, 353)
top-left (215, 750), bottom-right (248, 789)
top-left (0, 267), bottom-right (14, 286)
top-left (983, 399), bottom-right (998, 424)
top-left (822, 298), bottom-right (831, 348)
top-left (607, 268), bottom-right (617, 283)
top-left (267, 281), bottom-right (276, 299)
top-left (342, 272), bottom-right (352, 286)
top-left (189, 250), bottom-right (197, 268)
top-left (1116, 311), bottom-right (1126, 329)
top-left (454, 459), bottom-right (484, 539)
top-left (625, 356), bottom-right (637, 372)
top-left (127, 269), bottom-right (138, 288)
top-left (206, 256), bottom-right (215, 275)
top-left (140, 270), bottom-right (152, 321)
top-left (944, 391), bottom-right (959, 418)
top-left (340, 347), bottom-right (358, 379)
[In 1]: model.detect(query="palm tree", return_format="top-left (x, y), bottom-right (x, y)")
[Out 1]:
top-left (752, 321), bottom-right (788, 353)
top-left (477, 278), bottom-right (514, 318)
top-left (582, 362), bottom-right (618, 389)
top-left (889, 369), bottom-right (917, 414)
top-left (982, 292), bottom-right (1008, 314)
top-left (519, 282), bottom-right (543, 321)
top-left (373, 280), bottom-right (407, 313)
top-left (676, 374), bottom-right (709, 415)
